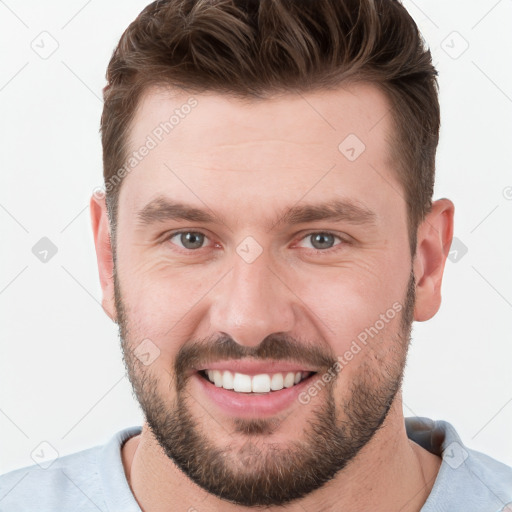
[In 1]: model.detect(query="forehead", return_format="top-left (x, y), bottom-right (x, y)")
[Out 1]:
top-left (120, 83), bottom-right (399, 221)
top-left (127, 83), bottom-right (393, 160)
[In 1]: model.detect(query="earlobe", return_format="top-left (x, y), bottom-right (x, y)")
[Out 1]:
top-left (90, 194), bottom-right (117, 323)
top-left (413, 198), bottom-right (455, 322)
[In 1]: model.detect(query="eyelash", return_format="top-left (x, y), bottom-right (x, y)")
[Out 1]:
top-left (165, 230), bottom-right (349, 254)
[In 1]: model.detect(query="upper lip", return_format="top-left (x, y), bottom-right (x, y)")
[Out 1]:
top-left (193, 359), bottom-right (319, 376)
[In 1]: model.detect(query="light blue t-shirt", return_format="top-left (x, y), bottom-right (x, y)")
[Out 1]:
top-left (0, 417), bottom-right (511, 511)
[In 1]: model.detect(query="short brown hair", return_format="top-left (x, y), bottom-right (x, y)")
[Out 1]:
top-left (101, 0), bottom-right (439, 255)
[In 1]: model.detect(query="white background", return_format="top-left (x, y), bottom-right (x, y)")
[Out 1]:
top-left (1, 0), bottom-right (511, 477)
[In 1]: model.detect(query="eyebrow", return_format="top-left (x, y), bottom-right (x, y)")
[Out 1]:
top-left (270, 199), bottom-right (376, 230)
top-left (135, 195), bottom-right (377, 230)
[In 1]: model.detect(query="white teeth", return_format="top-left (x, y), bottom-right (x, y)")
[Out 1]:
top-left (203, 370), bottom-right (308, 393)
top-left (233, 373), bottom-right (252, 393)
top-left (283, 372), bottom-right (295, 388)
top-left (270, 373), bottom-right (284, 390)
top-left (222, 370), bottom-right (234, 389)
top-left (252, 374), bottom-right (271, 393)
top-left (213, 370), bottom-right (223, 387)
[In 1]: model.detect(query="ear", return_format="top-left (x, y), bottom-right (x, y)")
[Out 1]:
top-left (412, 198), bottom-right (455, 322)
top-left (90, 193), bottom-right (117, 322)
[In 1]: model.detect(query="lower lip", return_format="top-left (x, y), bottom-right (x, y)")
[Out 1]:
top-left (193, 372), bottom-right (316, 418)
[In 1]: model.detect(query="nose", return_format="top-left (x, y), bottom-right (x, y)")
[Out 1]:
top-left (208, 251), bottom-right (296, 348)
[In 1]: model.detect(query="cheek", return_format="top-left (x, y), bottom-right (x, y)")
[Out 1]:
top-left (118, 241), bottom-right (201, 310)
top-left (295, 258), bottom-right (409, 358)
top-left (116, 256), bottom-right (217, 359)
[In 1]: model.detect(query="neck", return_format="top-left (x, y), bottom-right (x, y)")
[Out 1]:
top-left (122, 397), bottom-right (441, 512)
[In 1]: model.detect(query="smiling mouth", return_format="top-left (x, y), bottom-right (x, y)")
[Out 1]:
top-left (197, 369), bottom-right (317, 394)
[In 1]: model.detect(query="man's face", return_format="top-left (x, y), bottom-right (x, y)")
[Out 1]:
top-left (113, 84), bottom-right (415, 506)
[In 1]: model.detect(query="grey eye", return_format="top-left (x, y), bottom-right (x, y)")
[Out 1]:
top-left (172, 231), bottom-right (206, 250)
top-left (309, 233), bottom-right (336, 250)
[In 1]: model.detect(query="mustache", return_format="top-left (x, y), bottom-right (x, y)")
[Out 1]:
top-left (174, 332), bottom-right (338, 390)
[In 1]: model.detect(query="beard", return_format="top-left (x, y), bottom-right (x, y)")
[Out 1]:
top-left (114, 269), bottom-right (416, 507)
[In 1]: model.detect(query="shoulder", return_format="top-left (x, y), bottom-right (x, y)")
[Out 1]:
top-left (0, 426), bottom-right (142, 512)
top-left (406, 417), bottom-right (512, 512)
top-left (0, 445), bottom-right (103, 512)
top-left (429, 444), bottom-right (512, 512)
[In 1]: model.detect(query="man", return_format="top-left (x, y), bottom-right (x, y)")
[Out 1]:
top-left (1, 0), bottom-right (511, 510)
